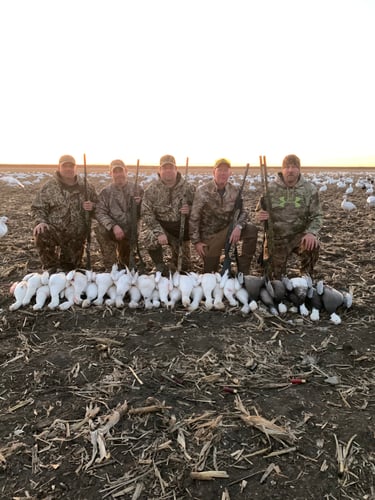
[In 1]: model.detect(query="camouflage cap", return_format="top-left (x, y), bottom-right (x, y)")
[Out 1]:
top-left (214, 158), bottom-right (231, 169)
top-left (110, 159), bottom-right (127, 171)
top-left (59, 154), bottom-right (76, 166)
top-left (160, 155), bottom-right (176, 168)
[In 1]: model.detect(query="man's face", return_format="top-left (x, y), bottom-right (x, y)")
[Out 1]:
top-left (111, 167), bottom-right (127, 186)
top-left (58, 162), bottom-right (77, 181)
top-left (282, 162), bottom-right (300, 187)
top-left (214, 165), bottom-right (231, 188)
top-left (159, 163), bottom-right (177, 186)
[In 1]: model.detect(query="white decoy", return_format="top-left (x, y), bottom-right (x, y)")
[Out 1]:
top-left (345, 183), bottom-right (353, 195)
top-left (0, 175), bottom-right (25, 188)
top-left (48, 272), bottom-right (67, 309)
top-left (9, 281), bottom-right (28, 311)
top-left (0, 216), bottom-right (8, 238)
top-left (341, 195), bottom-right (356, 212)
top-left (33, 284), bottom-right (51, 311)
top-left (319, 184), bottom-right (327, 193)
top-left (366, 195), bottom-right (375, 208)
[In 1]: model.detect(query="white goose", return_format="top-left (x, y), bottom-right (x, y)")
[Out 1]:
top-left (341, 195), bottom-right (356, 212)
top-left (0, 216), bottom-right (8, 238)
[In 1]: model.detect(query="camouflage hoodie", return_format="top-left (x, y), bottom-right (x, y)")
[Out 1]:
top-left (189, 180), bottom-right (248, 244)
top-left (258, 172), bottom-right (322, 240)
top-left (95, 182), bottom-right (144, 232)
top-left (141, 172), bottom-right (195, 237)
top-left (31, 172), bottom-right (97, 235)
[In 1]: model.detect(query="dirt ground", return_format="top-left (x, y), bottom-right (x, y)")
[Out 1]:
top-left (0, 166), bottom-right (374, 500)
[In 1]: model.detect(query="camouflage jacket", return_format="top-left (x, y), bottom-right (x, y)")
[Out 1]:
top-left (257, 173), bottom-right (323, 240)
top-left (31, 172), bottom-right (97, 235)
top-left (141, 172), bottom-right (195, 237)
top-left (95, 182), bottom-right (144, 233)
top-left (189, 180), bottom-right (248, 244)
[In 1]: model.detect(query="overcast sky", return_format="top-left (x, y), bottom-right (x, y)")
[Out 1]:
top-left (1, 0), bottom-right (374, 167)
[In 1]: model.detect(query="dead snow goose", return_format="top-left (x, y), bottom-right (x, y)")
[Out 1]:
top-left (9, 280), bottom-right (28, 311)
top-left (137, 273), bottom-right (157, 309)
top-left (200, 272), bottom-right (221, 310)
top-left (48, 272), bottom-right (67, 309)
top-left (33, 284), bottom-right (51, 310)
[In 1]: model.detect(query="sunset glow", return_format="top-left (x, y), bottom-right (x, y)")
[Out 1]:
top-left (0, 0), bottom-right (374, 168)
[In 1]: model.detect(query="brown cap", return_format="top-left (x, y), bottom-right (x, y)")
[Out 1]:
top-left (110, 159), bottom-right (127, 171)
top-left (59, 154), bottom-right (76, 166)
top-left (160, 154), bottom-right (176, 168)
top-left (214, 158), bottom-right (231, 169)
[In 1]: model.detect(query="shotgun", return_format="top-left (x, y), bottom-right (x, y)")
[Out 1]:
top-left (83, 153), bottom-right (91, 270)
top-left (177, 157), bottom-right (189, 272)
top-left (259, 155), bottom-right (274, 277)
top-left (221, 163), bottom-right (250, 276)
top-left (129, 159), bottom-right (144, 271)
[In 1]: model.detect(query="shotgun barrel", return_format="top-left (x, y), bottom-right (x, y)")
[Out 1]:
top-left (177, 157), bottom-right (189, 272)
top-left (83, 153), bottom-right (92, 270)
top-left (259, 155), bottom-right (274, 277)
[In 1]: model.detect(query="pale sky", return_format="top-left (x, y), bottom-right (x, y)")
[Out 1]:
top-left (1, 0), bottom-right (374, 167)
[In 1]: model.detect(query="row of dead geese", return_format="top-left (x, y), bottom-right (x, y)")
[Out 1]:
top-left (9, 265), bottom-right (352, 324)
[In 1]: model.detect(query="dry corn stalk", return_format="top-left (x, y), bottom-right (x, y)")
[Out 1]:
top-left (190, 470), bottom-right (229, 480)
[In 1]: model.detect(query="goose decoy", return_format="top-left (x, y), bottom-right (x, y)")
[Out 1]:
top-left (0, 216), bottom-right (8, 238)
top-left (341, 195), bottom-right (356, 212)
top-left (366, 195), bottom-right (375, 208)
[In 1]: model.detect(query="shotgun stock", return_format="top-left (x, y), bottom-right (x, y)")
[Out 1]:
top-left (177, 157), bottom-right (189, 272)
top-left (221, 163), bottom-right (250, 276)
top-left (83, 153), bottom-right (92, 270)
top-left (259, 155), bottom-right (274, 277)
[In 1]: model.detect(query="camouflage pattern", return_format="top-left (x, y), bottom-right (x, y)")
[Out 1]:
top-left (189, 179), bottom-right (258, 273)
top-left (258, 172), bottom-right (323, 278)
top-left (189, 179), bottom-right (249, 243)
top-left (141, 172), bottom-right (195, 269)
top-left (31, 172), bottom-right (97, 270)
top-left (94, 181), bottom-right (144, 269)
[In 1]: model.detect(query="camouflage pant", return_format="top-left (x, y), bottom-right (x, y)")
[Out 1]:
top-left (34, 225), bottom-right (86, 271)
top-left (202, 223), bottom-right (258, 274)
top-left (94, 224), bottom-right (131, 271)
top-left (142, 226), bottom-right (191, 272)
top-left (264, 232), bottom-right (320, 279)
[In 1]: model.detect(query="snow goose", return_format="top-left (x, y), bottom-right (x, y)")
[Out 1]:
top-left (223, 275), bottom-right (241, 307)
top-left (0, 216), bottom-right (8, 238)
top-left (48, 272), bottom-right (67, 309)
top-left (22, 271), bottom-right (49, 306)
top-left (66, 270), bottom-right (88, 306)
top-left (187, 284), bottom-right (203, 311)
top-left (366, 195), bottom-right (375, 208)
top-left (82, 271), bottom-right (98, 308)
top-left (33, 284), bottom-right (51, 310)
top-left (137, 273), bottom-right (157, 309)
top-left (9, 281), bottom-right (28, 311)
top-left (285, 276), bottom-right (311, 316)
top-left (155, 271), bottom-right (173, 308)
top-left (344, 183), bottom-right (353, 195)
top-left (341, 195), bottom-right (356, 212)
top-left (200, 272), bottom-right (221, 310)
top-left (93, 270), bottom-right (114, 306)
